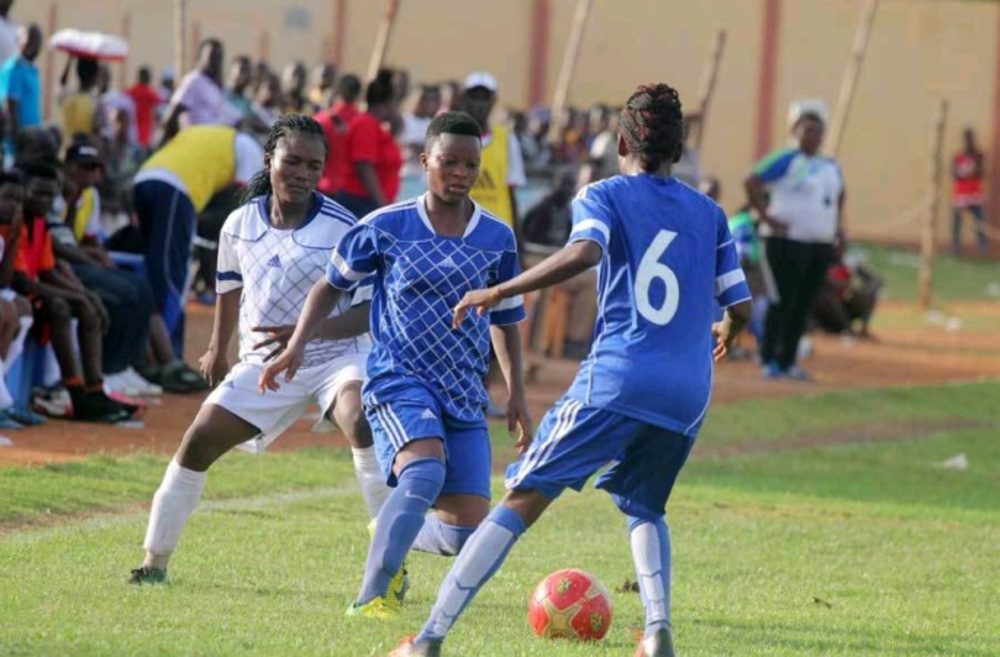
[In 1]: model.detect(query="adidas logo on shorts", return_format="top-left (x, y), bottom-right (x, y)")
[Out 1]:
top-left (420, 408), bottom-right (436, 420)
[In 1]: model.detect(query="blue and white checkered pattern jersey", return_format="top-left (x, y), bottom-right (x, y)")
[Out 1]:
top-left (216, 192), bottom-right (372, 369)
top-left (564, 174), bottom-right (752, 437)
top-left (326, 196), bottom-right (525, 424)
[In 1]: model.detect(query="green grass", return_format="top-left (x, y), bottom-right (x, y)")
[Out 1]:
top-left (2, 382), bottom-right (999, 656)
top-left (856, 243), bottom-right (1000, 303)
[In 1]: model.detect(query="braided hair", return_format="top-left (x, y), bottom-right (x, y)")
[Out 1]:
top-left (618, 83), bottom-right (685, 172)
top-left (241, 114), bottom-right (327, 203)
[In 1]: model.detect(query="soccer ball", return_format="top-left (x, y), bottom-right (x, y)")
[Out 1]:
top-left (527, 568), bottom-right (613, 641)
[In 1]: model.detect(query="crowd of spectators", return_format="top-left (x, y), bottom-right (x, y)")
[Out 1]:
top-left (0, 0), bottom-right (896, 429)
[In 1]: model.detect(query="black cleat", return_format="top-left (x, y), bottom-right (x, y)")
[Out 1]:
top-left (128, 566), bottom-right (167, 585)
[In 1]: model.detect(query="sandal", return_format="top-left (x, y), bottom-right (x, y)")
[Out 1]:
top-left (159, 362), bottom-right (210, 394)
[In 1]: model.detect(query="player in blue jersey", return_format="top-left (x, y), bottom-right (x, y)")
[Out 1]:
top-left (388, 84), bottom-right (753, 657)
top-left (128, 116), bottom-right (387, 585)
top-left (260, 111), bottom-right (532, 619)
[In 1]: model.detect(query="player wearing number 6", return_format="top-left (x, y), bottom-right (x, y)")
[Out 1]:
top-left (389, 84), bottom-right (752, 657)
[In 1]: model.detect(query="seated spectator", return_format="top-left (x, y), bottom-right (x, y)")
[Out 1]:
top-left (813, 250), bottom-right (883, 338)
top-left (126, 66), bottom-right (163, 150)
top-left (521, 172), bottom-right (596, 359)
top-left (0, 169), bottom-right (40, 427)
top-left (58, 56), bottom-right (100, 143)
top-left (11, 163), bottom-right (136, 422)
top-left (12, 125), bottom-right (57, 169)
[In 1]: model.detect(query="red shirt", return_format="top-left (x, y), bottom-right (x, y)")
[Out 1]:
top-left (952, 152), bottom-right (984, 207)
top-left (342, 112), bottom-right (402, 203)
top-left (8, 218), bottom-right (55, 281)
top-left (127, 83), bottom-right (163, 148)
top-left (314, 102), bottom-right (362, 196)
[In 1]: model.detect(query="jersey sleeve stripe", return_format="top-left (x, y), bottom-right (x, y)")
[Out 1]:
top-left (216, 271), bottom-right (243, 281)
top-left (570, 219), bottom-right (611, 243)
top-left (352, 283), bottom-right (374, 305)
top-left (330, 250), bottom-right (372, 282)
top-left (715, 269), bottom-right (747, 295)
top-left (716, 239), bottom-right (734, 250)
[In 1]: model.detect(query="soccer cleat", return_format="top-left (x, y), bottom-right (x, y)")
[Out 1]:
top-left (634, 627), bottom-right (677, 657)
top-left (386, 635), bottom-right (443, 657)
top-left (368, 518), bottom-right (411, 604)
top-left (128, 566), bottom-right (167, 585)
top-left (344, 595), bottom-right (400, 619)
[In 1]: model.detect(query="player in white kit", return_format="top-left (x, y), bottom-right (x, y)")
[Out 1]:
top-left (129, 115), bottom-right (388, 584)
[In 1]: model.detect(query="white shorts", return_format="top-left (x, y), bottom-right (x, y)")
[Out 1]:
top-left (205, 353), bottom-right (367, 454)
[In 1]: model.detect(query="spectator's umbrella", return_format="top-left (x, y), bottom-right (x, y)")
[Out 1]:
top-left (49, 29), bottom-right (128, 61)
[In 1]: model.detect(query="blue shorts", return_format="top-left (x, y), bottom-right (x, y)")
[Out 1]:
top-left (505, 398), bottom-right (695, 521)
top-left (366, 384), bottom-right (491, 500)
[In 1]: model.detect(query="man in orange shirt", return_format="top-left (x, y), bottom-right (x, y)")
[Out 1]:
top-left (10, 163), bottom-right (135, 422)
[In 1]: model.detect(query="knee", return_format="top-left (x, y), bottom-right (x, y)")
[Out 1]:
top-left (14, 295), bottom-right (32, 317)
top-left (335, 401), bottom-right (370, 446)
top-left (47, 297), bottom-right (71, 323)
top-left (73, 301), bottom-right (99, 330)
top-left (175, 424), bottom-right (217, 471)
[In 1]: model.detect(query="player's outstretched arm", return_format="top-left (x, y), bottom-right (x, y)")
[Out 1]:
top-left (200, 289), bottom-right (241, 387)
top-left (251, 302), bottom-right (372, 362)
top-left (453, 240), bottom-right (603, 327)
top-left (490, 324), bottom-right (534, 454)
top-left (258, 278), bottom-right (344, 392)
top-left (712, 300), bottom-right (752, 362)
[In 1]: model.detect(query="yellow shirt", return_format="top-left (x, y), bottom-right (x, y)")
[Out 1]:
top-left (61, 92), bottom-right (96, 138)
top-left (470, 123), bottom-right (514, 227)
top-left (140, 126), bottom-right (237, 213)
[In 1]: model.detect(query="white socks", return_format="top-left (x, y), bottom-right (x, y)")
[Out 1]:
top-left (4, 315), bottom-right (33, 375)
top-left (143, 459), bottom-right (207, 558)
top-left (351, 446), bottom-right (390, 518)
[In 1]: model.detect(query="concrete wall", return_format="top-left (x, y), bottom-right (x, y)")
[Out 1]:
top-left (10, 0), bottom-right (998, 243)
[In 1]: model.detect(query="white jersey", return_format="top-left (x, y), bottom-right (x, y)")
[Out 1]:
top-left (216, 192), bottom-right (372, 369)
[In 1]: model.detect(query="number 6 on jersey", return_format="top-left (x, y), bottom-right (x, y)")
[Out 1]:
top-left (635, 229), bottom-right (680, 325)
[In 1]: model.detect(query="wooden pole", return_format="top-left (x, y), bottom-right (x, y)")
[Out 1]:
top-left (919, 99), bottom-right (948, 311)
top-left (826, 0), bottom-right (879, 157)
top-left (366, 0), bottom-right (400, 82)
top-left (42, 3), bottom-right (57, 122)
top-left (118, 12), bottom-right (132, 89)
top-left (332, 0), bottom-right (348, 67)
top-left (258, 30), bottom-right (270, 63)
top-left (693, 29), bottom-right (727, 150)
top-left (173, 0), bottom-right (186, 82)
top-left (548, 0), bottom-right (593, 143)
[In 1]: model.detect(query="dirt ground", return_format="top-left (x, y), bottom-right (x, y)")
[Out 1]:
top-left (1, 300), bottom-right (997, 467)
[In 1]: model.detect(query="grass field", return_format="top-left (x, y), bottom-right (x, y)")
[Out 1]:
top-left (857, 244), bottom-right (1000, 303)
top-left (2, 381), bottom-right (998, 656)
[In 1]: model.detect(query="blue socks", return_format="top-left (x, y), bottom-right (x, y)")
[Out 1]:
top-left (417, 504), bottom-right (527, 643)
top-left (628, 515), bottom-right (672, 638)
top-left (412, 515), bottom-right (476, 556)
top-left (356, 457), bottom-right (446, 605)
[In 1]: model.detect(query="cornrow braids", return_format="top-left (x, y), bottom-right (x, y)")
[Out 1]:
top-left (241, 114), bottom-right (327, 203)
top-left (619, 83), bottom-right (685, 173)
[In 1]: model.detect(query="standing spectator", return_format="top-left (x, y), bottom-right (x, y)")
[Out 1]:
top-left (102, 108), bottom-right (144, 215)
top-left (0, 23), bottom-right (42, 154)
top-left (579, 107), bottom-right (619, 185)
top-left (224, 55), bottom-right (270, 137)
top-left (281, 61), bottom-right (313, 115)
top-left (96, 64), bottom-right (137, 144)
top-left (460, 72), bottom-right (526, 231)
top-left (334, 69), bottom-right (401, 217)
top-left (308, 62), bottom-right (336, 109)
top-left (951, 127), bottom-right (987, 255)
top-left (0, 0), bottom-right (17, 65)
top-left (313, 73), bottom-right (360, 197)
top-left (58, 57), bottom-right (100, 142)
top-left (132, 126), bottom-right (263, 356)
top-left (127, 66), bottom-right (163, 150)
top-left (251, 72), bottom-right (283, 129)
top-left (392, 68), bottom-right (410, 105)
top-left (158, 67), bottom-right (174, 102)
top-left (746, 111), bottom-right (844, 380)
top-left (673, 113), bottom-right (703, 187)
top-left (161, 39), bottom-right (242, 143)
top-left (400, 84), bottom-right (441, 164)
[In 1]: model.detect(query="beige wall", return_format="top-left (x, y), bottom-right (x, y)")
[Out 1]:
top-left (11, 0), bottom-right (998, 243)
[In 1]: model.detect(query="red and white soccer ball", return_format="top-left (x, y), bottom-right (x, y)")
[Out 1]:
top-left (527, 568), bottom-right (613, 641)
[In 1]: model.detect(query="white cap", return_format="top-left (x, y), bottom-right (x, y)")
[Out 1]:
top-left (787, 98), bottom-right (829, 127)
top-left (463, 71), bottom-right (497, 93)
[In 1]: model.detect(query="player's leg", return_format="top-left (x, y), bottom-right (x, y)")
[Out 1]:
top-left (412, 423), bottom-right (491, 556)
top-left (970, 204), bottom-right (988, 254)
top-left (351, 396), bottom-right (447, 612)
top-left (401, 401), bottom-right (629, 653)
top-left (596, 426), bottom-right (695, 657)
top-left (133, 363), bottom-right (303, 582)
top-left (323, 376), bottom-right (389, 519)
top-left (760, 237), bottom-right (794, 373)
top-left (0, 297), bottom-right (18, 359)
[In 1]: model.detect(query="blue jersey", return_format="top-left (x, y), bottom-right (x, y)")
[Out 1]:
top-left (326, 196), bottom-right (525, 424)
top-left (566, 174), bottom-right (751, 436)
